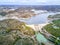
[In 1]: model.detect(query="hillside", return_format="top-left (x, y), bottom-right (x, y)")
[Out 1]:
top-left (0, 19), bottom-right (39, 45)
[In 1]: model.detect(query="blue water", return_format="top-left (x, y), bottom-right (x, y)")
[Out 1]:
top-left (36, 33), bottom-right (48, 43)
top-left (20, 12), bottom-right (59, 24)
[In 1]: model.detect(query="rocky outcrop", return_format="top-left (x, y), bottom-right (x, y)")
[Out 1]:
top-left (0, 8), bottom-right (36, 18)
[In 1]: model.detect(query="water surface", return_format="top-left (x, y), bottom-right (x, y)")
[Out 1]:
top-left (20, 12), bottom-right (60, 24)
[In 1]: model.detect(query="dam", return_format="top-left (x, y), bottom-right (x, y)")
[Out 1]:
top-left (26, 23), bottom-right (54, 45)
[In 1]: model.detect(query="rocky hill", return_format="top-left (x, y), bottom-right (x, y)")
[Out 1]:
top-left (0, 19), bottom-right (39, 45)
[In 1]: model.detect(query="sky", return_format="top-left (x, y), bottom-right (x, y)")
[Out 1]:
top-left (0, 0), bottom-right (60, 5)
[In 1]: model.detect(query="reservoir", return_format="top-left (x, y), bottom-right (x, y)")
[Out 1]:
top-left (20, 11), bottom-right (60, 45)
top-left (20, 12), bottom-right (60, 24)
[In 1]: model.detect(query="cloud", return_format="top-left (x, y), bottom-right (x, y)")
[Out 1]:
top-left (0, 0), bottom-right (17, 2)
top-left (0, 0), bottom-right (48, 3)
top-left (20, 0), bottom-right (48, 3)
top-left (0, 0), bottom-right (60, 5)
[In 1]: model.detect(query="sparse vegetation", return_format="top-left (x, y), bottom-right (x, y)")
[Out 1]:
top-left (0, 12), bottom-right (7, 16)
